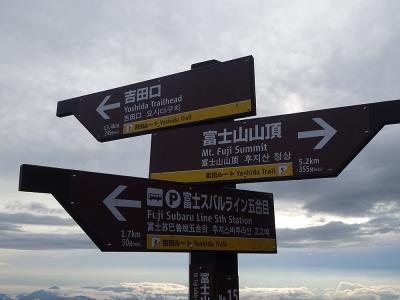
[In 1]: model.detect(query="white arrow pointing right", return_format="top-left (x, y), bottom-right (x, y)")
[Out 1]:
top-left (96, 95), bottom-right (120, 120)
top-left (297, 118), bottom-right (337, 150)
top-left (103, 185), bottom-right (141, 221)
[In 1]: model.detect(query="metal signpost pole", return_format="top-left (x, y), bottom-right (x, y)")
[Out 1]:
top-left (189, 61), bottom-right (239, 299)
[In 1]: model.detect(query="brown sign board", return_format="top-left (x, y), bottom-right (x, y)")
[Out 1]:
top-left (19, 164), bottom-right (276, 253)
top-left (149, 100), bottom-right (400, 184)
top-left (56, 56), bottom-right (256, 142)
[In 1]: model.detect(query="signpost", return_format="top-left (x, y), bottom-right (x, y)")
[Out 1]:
top-left (149, 99), bottom-right (400, 184)
top-left (21, 54), bottom-right (400, 299)
top-left (56, 56), bottom-right (256, 142)
top-left (19, 164), bottom-right (276, 253)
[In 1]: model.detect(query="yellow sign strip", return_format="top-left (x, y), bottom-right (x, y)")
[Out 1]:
top-left (150, 162), bottom-right (293, 183)
top-left (147, 234), bottom-right (277, 252)
top-left (123, 99), bottom-right (252, 134)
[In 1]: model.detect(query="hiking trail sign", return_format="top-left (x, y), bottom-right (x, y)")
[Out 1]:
top-left (149, 99), bottom-right (400, 184)
top-left (19, 164), bottom-right (276, 253)
top-left (56, 56), bottom-right (256, 142)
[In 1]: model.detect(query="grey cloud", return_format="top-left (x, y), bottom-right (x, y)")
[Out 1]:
top-left (241, 282), bottom-right (400, 299)
top-left (2, 282), bottom-right (400, 300)
top-left (2, 0), bottom-right (400, 180)
top-left (320, 10), bottom-right (400, 103)
top-left (0, 211), bottom-right (93, 250)
top-left (241, 287), bottom-right (317, 300)
top-left (253, 0), bottom-right (400, 118)
top-left (239, 0), bottom-right (400, 223)
top-left (278, 221), bottom-right (363, 248)
top-left (0, 294), bottom-right (12, 300)
top-left (5, 201), bottom-right (65, 215)
top-left (0, 212), bottom-right (74, 226)
top-left (14, 282), bottom-right (188, 300)
top-left (361, 215), bottom-right (400, 235)
top-left (329, 281), bottom-right (400, 300)
top-left (17, 290), bottom-right (95, 300)
top-left (243, 126), bottom-right (400, 219)
top-left (0, 231), bottom-right (93, 250)
top-left (3, 215), bottom-right (397, 250)
top-left (278, 216), bottom-right (400, 248)
top-left (0, 1), bottom-right (156, 181)
top-left (0, 222), bottom-right (20, 232)
top-left (301, 142), bottom-right (400, 218)
top-left (2, 0), bottom-right (400, 257)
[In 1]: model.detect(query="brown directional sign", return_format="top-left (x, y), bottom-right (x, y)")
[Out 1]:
top-left (19, 164), bottom-right (276, 253)
top-left (149, 99), bottom-right (400, 184)
top-left (56, 56), bottom-right (256, 142)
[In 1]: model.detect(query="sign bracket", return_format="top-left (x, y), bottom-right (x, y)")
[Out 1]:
top-left (19, 164), bottom-right (71, 200)
top-left (56, 98), bottom-right (80, 118)
top-left (370, 99), bottom-right (400, 130)
top-left (18, 164), bottom-right (106, 249)
top-left (191, 59), bottom-right (220, 70)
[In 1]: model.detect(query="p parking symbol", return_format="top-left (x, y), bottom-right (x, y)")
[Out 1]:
top-left (165, 190), bottom-right (181, 208)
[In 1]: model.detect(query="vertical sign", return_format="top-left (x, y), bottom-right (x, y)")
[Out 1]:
top-left (190, 264), bottom-right (214, 300)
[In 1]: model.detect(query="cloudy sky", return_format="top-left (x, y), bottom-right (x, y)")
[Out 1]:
top-left (1, 0), bottom-right (400, 299)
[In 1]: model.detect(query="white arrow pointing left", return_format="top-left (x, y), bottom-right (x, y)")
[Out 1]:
top-left (96, 95), bottom-right (120, 120)
top-left (103, 185), bottom-right (141, 221)
top-left (297, 118), bottom-right (337, 150)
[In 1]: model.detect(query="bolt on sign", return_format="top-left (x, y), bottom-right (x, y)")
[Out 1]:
top-left (149, 99), bottom-right (400, 184)
top-left (19, 164), bottom-right (276, 253)
top-left (56, 56), bottom-right (256, 142)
